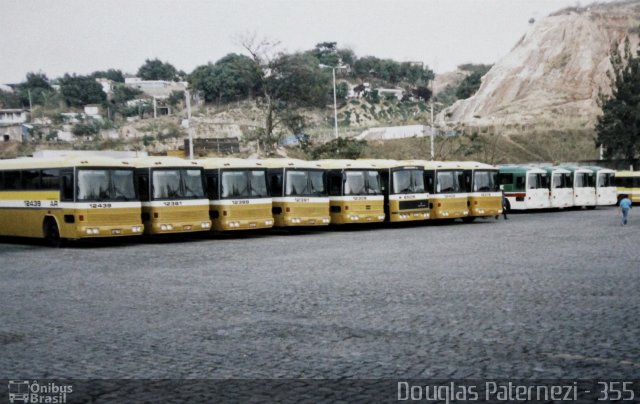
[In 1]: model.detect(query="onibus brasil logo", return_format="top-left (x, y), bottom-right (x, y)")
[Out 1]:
top-left (8, 380), bottom-right (73, 403)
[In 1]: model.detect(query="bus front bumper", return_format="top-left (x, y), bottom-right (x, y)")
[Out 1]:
top-left (389, 211), bottom-right (429, 222)
top-left (283, 216), bottom-right (331, 226)
top-left (76, 224), bottom-right (145, 238)
top-left (147, 220), bottom-right (212, 234)
top-left (216, 217), bottom-right (274, 231)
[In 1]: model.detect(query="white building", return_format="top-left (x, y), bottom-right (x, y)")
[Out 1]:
top-left (0, 109), bottom-right (28, 125)
top-left (124, 77), bottom-right (187, 99)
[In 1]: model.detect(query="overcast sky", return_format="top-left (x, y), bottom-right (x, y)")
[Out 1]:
top-left (0, 0), bottom-right (611, 83)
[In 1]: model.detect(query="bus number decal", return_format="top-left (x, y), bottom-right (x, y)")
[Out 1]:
top-left (231, 200), bottom-right (249, 205)
top-left (49, 201), bottom-right (59, 207)
top-left (163, 201), bottom-right (183, 207)
top-left (295, 197), bottom-right (310, 203)
top-left (89, 203), bottom-right (112, 208)
top-left (24, 200), bottom-right (41, 207)
top-left (352, 196), bottom-right (367, 201)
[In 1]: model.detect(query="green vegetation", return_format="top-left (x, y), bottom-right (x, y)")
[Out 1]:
top-left (596, 38), bottom-right (640, 166)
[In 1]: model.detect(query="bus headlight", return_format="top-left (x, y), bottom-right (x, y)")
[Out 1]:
top-left (423, 213), bottom-right (429, 218)
top-left (349, 215), bottom-right (360, 221)
top-left (131, 226), bottom-right (142, 233)
top-left (228, 221), bottom-right (240, 228)
top-left (378, 214), bottom-right (385, 220)
top-left (463, 210), bottom-right (469, 215)
top-left (86, 228), bottom-right (99, 235)
top-left (265, 219), bottom-right (273, 226)
top-left (161, 224), bottom-right (174, 231)
top-left (322, 218), bottom-right (330, 223)
top-left (290, 218), bottom-right (301, 224)
top-left (200, 222), bottom-right (210, 229)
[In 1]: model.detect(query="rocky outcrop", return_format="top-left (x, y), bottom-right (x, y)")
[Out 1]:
top-left (438, 1), bottom-right (640, 132)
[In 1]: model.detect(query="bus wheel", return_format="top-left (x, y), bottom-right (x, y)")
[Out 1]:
top-left (43, 218), bottom-right (64, 247)
top-left (462, 216), bottom-right (476, 223)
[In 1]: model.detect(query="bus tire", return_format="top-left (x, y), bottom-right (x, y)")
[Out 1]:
top-left (462, 216), bottom-right (476, 223)
top-left (43, 217), bottom-right (64, 248)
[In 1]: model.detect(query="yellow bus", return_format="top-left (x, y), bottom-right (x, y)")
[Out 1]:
top-left (317, 159), bottom-right (386, 224)
top-left (463, 161), bottom-right (502, 221)
top-left (615, 171), bottom-right (640, 204)
top-left (128, 156), bottom-right (211, 235)
top-left (424, 161), bottom-right (470, 220)
top-left (198, 158), bottom-right (274, 231)
top-left (0, 155), bottom-right (143, 245)
top-left (376, 159), bottom-right (430, 222)
top-left (261, 158), bottom-right (330, 227)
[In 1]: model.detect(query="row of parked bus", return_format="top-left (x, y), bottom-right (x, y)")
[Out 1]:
top-left (0, 156), bottom-right (636, 245)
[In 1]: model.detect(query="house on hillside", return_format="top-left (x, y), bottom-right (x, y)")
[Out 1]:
top-left (0, 109), bottom-right (28, 125)
top-left (124, 77), bottom-right (187, 99)
top-left (96, 78), bottom-right (115, 95)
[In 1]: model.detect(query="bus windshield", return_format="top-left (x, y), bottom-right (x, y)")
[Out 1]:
top-left (436, 170), bottom-right (463, 193)
top-left (152, 169), bottom-right (205, 200)
top-left (285, 170), bottom-right (326, 196)
top-left (344, 170), bottom-right (381, 195)
top-left (392, 169), bottom-right (425, 194)
top-left (527, 173), bottom-right (548, 189)
top-left (221, 170), bottom-right (267, 198)
top-left (574, 172), bottom-right (593, 188)
top-left (473, 170), bottom-right (499, 192)
top-left (598, 172), bottom-right (614, 187)
top-left (77, 169), bottom-right (136, 201)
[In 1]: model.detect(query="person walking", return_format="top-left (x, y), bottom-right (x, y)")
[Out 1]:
top-left (619, 195), bottom-right (632, 226)
top-left (501, 190), bottom-right (508, 220)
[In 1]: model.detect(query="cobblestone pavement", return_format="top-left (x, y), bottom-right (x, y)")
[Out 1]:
top-left (0, 207), bottom-right (638, 382)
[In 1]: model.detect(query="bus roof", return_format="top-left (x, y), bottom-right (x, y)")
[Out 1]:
top-left (581, 166), bottom-right (616, 174)
top-left (556, 165), bottom-right (593, 174)
top-left (316, 159), bottom-right (382, 169)
top-left (615, 171), bottom-right (639, 178)
top-left (123, 156), bottom-right (202, 168)
top-left (457, 161), bottom-right (497, 170)
top-left (0, 155), bottom-right (136, 170)
top-left (257, 158), bottom-right (324, 169)
top-left (540, 166), bottom-right (571, 174)
top-left (498, 165), bottom-right (547, 174)
top-left (196, 157), bottom-right (268, 169)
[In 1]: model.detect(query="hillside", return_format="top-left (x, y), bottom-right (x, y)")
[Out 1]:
top-left (437, 1), bottom-right (640, 133)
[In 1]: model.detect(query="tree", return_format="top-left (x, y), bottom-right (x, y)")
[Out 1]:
top-left (17, 72), bottom-right (54, 106)
top-left (59, 74), bottom-right (106, 107)
top-left (237, 33), bottom-right (331, 152)
top-left (189, 53), bottom-right (261, 103)
top-left (309, 137), bottom-right (367, 159)
top-left (91, 69), bottom-right (125, 82)
top-left (596, 39), bottom-right (640, 165)
top-left (0, 90), bottom-right (22, 108)
top-left (137, 58), bottom-right (178, 81)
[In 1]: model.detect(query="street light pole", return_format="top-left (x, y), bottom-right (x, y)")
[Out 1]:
top-left (320, 64), bottom-right (345, 140)
top-left (332, 67), bottom-right (338, 139)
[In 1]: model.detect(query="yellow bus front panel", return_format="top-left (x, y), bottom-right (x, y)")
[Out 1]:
top-left (0, 191), bottom-right (144, 239)
top-left (387, 194), bottom-right (430, 222)
top-left (329, 197), bottom-right (385, 225)
top-left (272, 197), bottom-right (330, 227)
top-left (429, 195), bottom-right (469, 219)
top-left (142, 200), bottom-right (211, 235)
top-left (210, 200), bottom-right (273, 231)
top-left (468, 192), bottom-right (502, 218)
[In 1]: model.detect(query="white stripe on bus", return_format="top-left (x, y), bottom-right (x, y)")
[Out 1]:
top-left (330, 195), bottom-right (385, 202)
top-left (0, 200), bottom-right (142, 209)
top-left (142, 199), bottom-right (209, 207)
top-left (388, 193), bottom-right (430, 201)
top-left (272, 197), bottom-right (329, 203)
top-left (210, 198), bottom-right (272, 206)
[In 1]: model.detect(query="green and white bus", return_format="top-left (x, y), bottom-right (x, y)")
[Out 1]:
top-left (498, 165), bottom-right (550, 211)
top-left (584, 166), bottom-right (617, 206)
top-left (543, 166), bottom-right (574, 208)
top-left (559, 165), bottom-right (596, 208)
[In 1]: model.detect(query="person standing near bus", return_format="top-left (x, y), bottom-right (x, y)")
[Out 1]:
top-left (619, 195), bottom-right (632, 226)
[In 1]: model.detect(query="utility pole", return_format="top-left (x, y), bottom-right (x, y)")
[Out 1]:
top-left (153, 97), bottom-right (157, 118)
top-left (28, 90), bottom-right (33, 122)
top-left (185, 90), bottom-right (193, 160)
top-left (430, 77), bottom-right (435, 160)
top-left (332, 67), bottom-right (338, 139)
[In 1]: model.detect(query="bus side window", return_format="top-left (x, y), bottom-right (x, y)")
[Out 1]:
top-left (22, 169), bottom-right (41, 189)
top-left (424, 171), bottom-right (435, 193)
top-left (206, 173), bottom-right (219, 200)
top-left (136, 173), bottom-right (150, 202)
top-left (268, 172), bottom-right (282, 197)
top-left (515, 176), bottom-right (525, 191)
top-left (4, 171), bottom-right (20, 190)
top-left (328, 173), bottom-right (342, 196)
top-left (41, 169), bottom-right (60, 190)
top-left (61, 171), bottom-right (74, 201)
